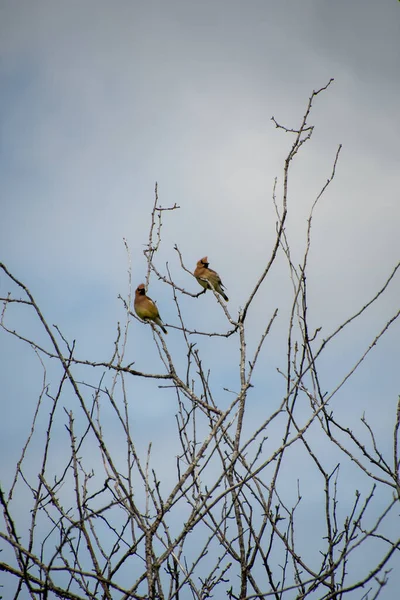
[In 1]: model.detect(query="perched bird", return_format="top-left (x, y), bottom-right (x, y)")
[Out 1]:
top-left (134, 284), bottom-right (168, 334)
top-left (194, 257), bottom-right (229, 302)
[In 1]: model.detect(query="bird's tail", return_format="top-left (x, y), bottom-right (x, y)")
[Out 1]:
top-left (156, 318), bottom-right (168, 334)
top-left (217, 283), bottom-right (229, 302)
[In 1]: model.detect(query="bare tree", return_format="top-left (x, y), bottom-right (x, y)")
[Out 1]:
top-left (1, 80), bottom-right (399, 600)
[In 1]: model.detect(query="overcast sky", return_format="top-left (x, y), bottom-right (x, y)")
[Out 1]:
top-left (1, 0), bottom-right (399, 597)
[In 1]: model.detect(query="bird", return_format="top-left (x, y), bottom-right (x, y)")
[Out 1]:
top-left (194, 257), bottom-right (229, 302)
top-left (134, 283), bottom-right (168, 334)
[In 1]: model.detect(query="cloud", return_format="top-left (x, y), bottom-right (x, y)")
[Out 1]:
top-left (1, 2), bottom-right (399, 596)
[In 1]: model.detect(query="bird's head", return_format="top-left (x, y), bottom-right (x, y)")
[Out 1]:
top-left (198, 257), bottom-right (209, 268)
top-left (136, 283), bottom-right (146, 296)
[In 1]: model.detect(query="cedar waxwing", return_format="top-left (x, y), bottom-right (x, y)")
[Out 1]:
top-left (134, 284), bottom-right (168, 334)
top-left (194, 257), bottom-right (229, 302)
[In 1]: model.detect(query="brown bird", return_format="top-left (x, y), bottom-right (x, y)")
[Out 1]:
top-left (134, 284), bottom-right (168, 334)
top-left (194, 257), bottom-right (229, 302)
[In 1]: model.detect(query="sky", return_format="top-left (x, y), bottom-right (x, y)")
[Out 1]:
top-left (0, 0), bottom-right (400, 597)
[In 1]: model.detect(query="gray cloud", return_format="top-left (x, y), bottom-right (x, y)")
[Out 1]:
top-left (1, 1), bottom-right (399, 595)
